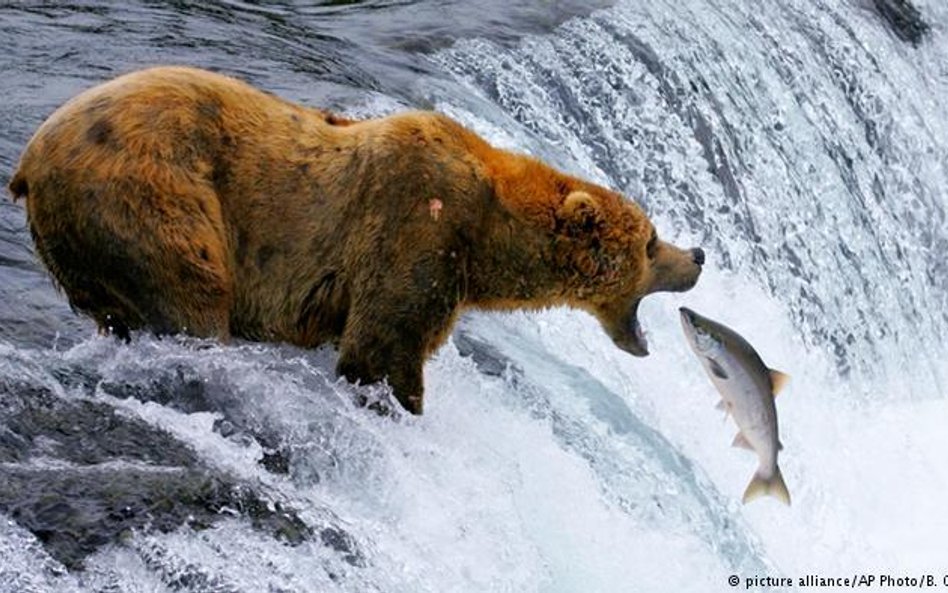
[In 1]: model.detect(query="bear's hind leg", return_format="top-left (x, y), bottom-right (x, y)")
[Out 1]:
top-left (26, 174), bottom-right (233, 341)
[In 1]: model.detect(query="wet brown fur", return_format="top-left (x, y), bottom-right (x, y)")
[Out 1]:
top-left (9, 66), bottom-right (702, 414)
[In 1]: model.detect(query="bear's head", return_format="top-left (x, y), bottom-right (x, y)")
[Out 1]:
top-left (550, 187), bottom-right (704, 356)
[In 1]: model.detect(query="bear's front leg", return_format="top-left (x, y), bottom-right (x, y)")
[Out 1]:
top-left (336, 343), bottom-right (425, 415)
top-left (336, 292), bottom-right (458, 415)
top-left (335, 239), bottom-right (462, 414)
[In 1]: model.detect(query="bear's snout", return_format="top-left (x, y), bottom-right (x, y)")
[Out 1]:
top-left (691, 247), bottom-right (705, 266)
top-left (645, 239), bottom-right (704, 295)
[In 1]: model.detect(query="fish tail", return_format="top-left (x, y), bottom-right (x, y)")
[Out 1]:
top-left (742, 466), bottom-right (791, 506)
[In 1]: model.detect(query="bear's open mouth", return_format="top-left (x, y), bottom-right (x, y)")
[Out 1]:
top-left (610, 299), bottom-right (649, 357)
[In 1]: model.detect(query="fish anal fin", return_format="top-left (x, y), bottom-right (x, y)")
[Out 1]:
top-left (770, 369), bottom-right (790, 396)
top-left (742, 467), bottom-right (791, 506)
top-left (732, 432), bottom-right (754, 451)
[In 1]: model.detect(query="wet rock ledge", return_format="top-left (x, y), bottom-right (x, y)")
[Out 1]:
top-left (0, 381), bottom-right (316, 569)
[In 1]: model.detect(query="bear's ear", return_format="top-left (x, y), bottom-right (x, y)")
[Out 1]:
top-left (555, 191), bottom-right (603, 238)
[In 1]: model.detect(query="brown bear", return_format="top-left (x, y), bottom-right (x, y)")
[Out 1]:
top-left (8, 66), bottom-right (704, 414)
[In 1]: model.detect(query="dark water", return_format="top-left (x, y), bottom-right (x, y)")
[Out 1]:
top-left (1, 1), bottom-right (947, 591)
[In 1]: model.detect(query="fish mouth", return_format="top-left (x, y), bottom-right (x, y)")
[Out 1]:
top-left (610, 299), bottom-right (649, 357)
top-left (679, 307), bottom-right (697, 329)
top-left (679, 307), bottom-right (701, 345)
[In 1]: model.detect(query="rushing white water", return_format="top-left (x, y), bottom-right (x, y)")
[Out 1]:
top-left (433, 0), bottom-right (948, 388)
top-left (1, 0), bottom-right (947, 592)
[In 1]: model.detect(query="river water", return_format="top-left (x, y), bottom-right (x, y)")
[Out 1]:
top-left (1, 1), bottom-right (946, 591)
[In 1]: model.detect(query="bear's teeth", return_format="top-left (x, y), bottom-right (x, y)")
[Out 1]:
top-left (634, 319), bottom-right (648, 351)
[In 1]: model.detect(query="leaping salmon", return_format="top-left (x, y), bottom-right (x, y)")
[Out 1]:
top-left (679, 307), bottom-right (791, 505)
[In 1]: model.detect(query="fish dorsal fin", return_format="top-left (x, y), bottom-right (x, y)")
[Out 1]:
top-left (769, 369), bottom-right (790, 396)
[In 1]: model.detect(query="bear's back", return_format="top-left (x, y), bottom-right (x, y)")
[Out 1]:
top-left (17, 67), bottom-right (307, 179)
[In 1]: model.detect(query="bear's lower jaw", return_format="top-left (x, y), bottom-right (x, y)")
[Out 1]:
top-left (613, 322), bottom-right (649, 357)
top-left (609, 301), bottom-right (649, 357)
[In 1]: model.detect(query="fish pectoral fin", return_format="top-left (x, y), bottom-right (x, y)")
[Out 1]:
top-left (731, 432), bottom-right (755, 451)
top-left (707, 358), bottom-right (729, 379)
top-left (770, 369), bottom-right (790, 396)
top-left (742, 467), bottom-right (791, 506)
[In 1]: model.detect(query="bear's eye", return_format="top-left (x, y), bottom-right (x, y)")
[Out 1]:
top-left (646, 232), bottom-right (658, 259)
